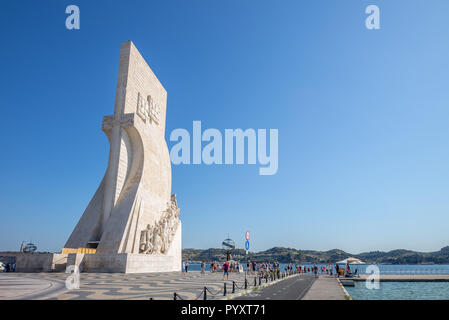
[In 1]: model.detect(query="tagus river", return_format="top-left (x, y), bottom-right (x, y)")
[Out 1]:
top-left (345, 281), bottom-right (449, 300)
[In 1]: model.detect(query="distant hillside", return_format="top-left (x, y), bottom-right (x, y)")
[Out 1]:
top-left (182, 246), bottom-right (449, 264)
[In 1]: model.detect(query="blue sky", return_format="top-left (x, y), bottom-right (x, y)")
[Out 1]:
top-left (1, 0), bottom-right (449, 254)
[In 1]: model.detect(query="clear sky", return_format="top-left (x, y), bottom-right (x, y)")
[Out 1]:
top-left (1, 0), bottom-right (449, 254)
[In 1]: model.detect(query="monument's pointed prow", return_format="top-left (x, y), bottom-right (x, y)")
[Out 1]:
top-left (63, 41), bottom-right (181, 273)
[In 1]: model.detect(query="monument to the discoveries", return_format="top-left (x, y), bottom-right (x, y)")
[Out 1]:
top-left (63, 41), bottom-right (181, 273)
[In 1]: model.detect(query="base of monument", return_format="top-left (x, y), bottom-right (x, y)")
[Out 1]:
top-left (77, 253), bottom-right (181, 273)
top-left (0, 252), bottom-right (68, 272)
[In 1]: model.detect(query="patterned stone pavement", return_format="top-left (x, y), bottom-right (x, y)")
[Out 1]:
top-left (1, 271), bottom-right (266, 300)
top-left (0, 274), bottom-right (66, 300)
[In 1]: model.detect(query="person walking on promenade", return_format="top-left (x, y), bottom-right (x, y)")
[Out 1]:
top-left (184, 261), bottom-right (189, 273)
top-left (313, 264), bottom-right (318, 277)
top-left (223, 261), bottom-right (229, 280)
top-left (201, 261), bottom-right (205, 274)
top-left (335, 263), bottom-right (340, 277)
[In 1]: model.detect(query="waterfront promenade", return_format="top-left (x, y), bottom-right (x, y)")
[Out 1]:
top-left (0, 271), bottom-right (335, 300)
top-left (0, 271), bottom-right (287, 300)
top-left (4, 271), bottom-right (448, 300)
top-left (0, 274), bottom-right (67, 300)
top-left (234, 274), bottom-right (316, 300)
top-left (302, 276), bottom-right (347, 300)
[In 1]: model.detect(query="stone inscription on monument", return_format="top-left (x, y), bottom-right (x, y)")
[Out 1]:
top-left (64, 41), bottom-right (181, 273)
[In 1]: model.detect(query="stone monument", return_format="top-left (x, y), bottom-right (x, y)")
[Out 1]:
top-left (63, 41), bottom-right (181, 273)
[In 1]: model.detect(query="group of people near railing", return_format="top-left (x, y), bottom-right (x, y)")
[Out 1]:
top-left (247, 261), bottom-right (283, 278)
top-left (173, 264), bottom-right (299, 300)
top-left (198, 261), bottom-right (245, 274)
top-left (194, 260), bottom-right (348, 278)
top-left (246, 261), bottom-right (336, 277)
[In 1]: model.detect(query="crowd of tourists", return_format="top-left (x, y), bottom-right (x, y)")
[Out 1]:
top-left (206, 261), bottom-right (244, 274)
top-left (245, 261), bottom-right (337, 277)
top-left (0, 262), bottom-right (16, 272)
top-left (182, 260), bottom-right (357, 279)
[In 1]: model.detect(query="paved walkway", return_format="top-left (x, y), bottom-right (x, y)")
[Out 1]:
top-left (234, 274), bottom-right (316, 300)
top-left (301, 275), bottom-right (347, 300)
top-left (0, 274), bottom-right (67, 300)
top-left (1, 272), bottom-right (335, 300)
top-left (0, 271), bottom-right (260, 300)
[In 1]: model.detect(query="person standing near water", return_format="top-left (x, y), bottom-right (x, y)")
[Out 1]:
top-left (184, 261), bottom-right (189, 273)
top-left (223, 261), bottom-right (229, 280)
top-left (201, 261), bottom-right (205, 274)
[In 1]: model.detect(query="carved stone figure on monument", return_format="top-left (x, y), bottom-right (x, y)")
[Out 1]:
top-left (166, 216), bottom-right (174, 237)
top-left (152, 225), bottom-right (163, 254)
top-left (139, 224), bottom-right (154, 254)
top-left (139, 228), bottom-right (147, 253)
top-left (171, 194), bottom-right (178, 208)
top-left (163, 220), bottom-right (171, 253)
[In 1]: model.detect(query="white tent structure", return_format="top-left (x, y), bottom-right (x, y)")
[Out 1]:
top-left (336, 257), bottom-right (366, 277)
top-left (336, 257), bottom-right (365, 265)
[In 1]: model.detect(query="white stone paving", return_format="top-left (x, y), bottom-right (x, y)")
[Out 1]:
top-left (0, 271), bottom-right (259, 300)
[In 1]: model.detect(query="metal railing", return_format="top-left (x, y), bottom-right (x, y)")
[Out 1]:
top-left (170, 269), bottom-right (300, 300)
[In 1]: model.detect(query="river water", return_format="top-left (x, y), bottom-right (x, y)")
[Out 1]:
top-left (345, 281), bottom-right (449, 300)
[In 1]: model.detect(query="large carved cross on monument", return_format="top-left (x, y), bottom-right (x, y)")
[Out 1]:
top-left (100, 112), bottom-right (134, 235)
